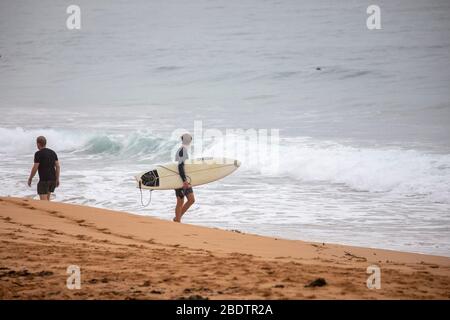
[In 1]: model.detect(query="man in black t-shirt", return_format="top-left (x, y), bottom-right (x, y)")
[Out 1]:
top-left (28, 136), bottom-right (60, 200)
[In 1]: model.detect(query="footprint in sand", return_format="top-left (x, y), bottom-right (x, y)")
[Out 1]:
top-left (150, 290), bottom-right (163, 294)
top-left (141, 280), bottom-right (151, 287)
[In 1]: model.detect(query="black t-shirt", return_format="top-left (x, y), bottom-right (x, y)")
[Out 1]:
top-left (34, 148), bottom-right (58, 181)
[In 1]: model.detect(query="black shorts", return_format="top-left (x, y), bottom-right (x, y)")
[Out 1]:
top-left (175, 187), bottom-right (193, 199)
top-left (37, 180), bottom-right (56, 195)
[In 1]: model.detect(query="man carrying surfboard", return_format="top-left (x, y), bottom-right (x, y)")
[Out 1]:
top-left (173, 133), bottom-right (195, 222)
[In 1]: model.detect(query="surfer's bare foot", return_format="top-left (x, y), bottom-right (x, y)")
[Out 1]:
top-left (173, 217), bottom-right (181, 223)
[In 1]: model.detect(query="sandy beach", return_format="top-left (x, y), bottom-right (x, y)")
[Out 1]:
top-left (0, 196), bottom-right (449, 300)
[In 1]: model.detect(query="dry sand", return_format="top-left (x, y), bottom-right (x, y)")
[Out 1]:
top-left (0, 196), bottom-right (449, 299)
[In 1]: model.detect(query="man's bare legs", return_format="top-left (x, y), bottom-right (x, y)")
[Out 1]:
top-left (173, 193), bottom-right (195, 223)
top-left (181, 192), bottom-right (195, 216)
top-left (39, 193), bottom-right (50, 201)
top-left (174, 197), bottom-right (184, 222)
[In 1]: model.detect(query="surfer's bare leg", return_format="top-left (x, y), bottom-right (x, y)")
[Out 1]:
top-left (39, 194), bottom-right (48, 201)
top-left (174, 197), bottom-right (184, 222)
top-left (181, 192), bottom-right (195, 216)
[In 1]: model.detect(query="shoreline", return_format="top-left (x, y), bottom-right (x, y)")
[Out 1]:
top-left (14, 195), bottom-right (450, 259)
top-left (97, 209), bottom-right (450, 259)
top-left (1, 196), bottom-right (449, 299)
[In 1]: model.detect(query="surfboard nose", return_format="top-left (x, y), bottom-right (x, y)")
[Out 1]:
top-left (234, 159), bottom-right (241, 168)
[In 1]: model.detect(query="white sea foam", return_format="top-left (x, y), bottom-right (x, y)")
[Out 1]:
top-left (2, 127), bottom-right (449, 203)
top-left (279, 139), bottom-right (450, 203)
top-left (203, 135), bottom-right (450, 203)
top-left (0, 127), bottom-right (87, 154)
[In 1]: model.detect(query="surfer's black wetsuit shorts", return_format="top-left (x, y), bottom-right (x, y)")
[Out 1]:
top-left (175, 187), bottom-right (193, 199)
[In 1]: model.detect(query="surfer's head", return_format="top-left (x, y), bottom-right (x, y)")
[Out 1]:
top-left (36, 136), bottom-right (47, 150)
top-left (181, 133), bottom-right (192, 146)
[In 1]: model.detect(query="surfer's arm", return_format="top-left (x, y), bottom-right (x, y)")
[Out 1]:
top-left (176, 146), bottom-right (189, 183)
top-left (178, 162), bottom-right (187, 182)
top-left (28, 163), bottom-right (39, 187)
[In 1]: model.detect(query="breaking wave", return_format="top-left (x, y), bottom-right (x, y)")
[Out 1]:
top-left (0, 127), bottom-right (174, 159)
top-left (1, 127), bottom-right (449, 202)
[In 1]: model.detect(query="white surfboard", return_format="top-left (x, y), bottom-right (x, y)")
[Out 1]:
top-left (135, 157), bottom-right (241, 190)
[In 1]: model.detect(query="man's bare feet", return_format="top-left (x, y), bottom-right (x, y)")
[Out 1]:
top-left (173, 217), bottom-right (180, 223)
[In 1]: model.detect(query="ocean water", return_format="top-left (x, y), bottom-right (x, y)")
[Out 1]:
top-left (1, 0), bottom-right (450, 256)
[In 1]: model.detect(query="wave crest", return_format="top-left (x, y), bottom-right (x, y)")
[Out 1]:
top-left (0, 127), bottom-right (173, 159)
top-left (1, 127), bottom-right (449, 203)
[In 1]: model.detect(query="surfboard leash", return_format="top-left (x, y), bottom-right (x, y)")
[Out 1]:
top-left (138, 181), bottom-right (153, 207)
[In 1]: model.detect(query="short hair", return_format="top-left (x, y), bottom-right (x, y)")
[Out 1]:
top-left (181, 133), bottom-right (192, 144)
top-left (36, 136), bottom-right (47, 147)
